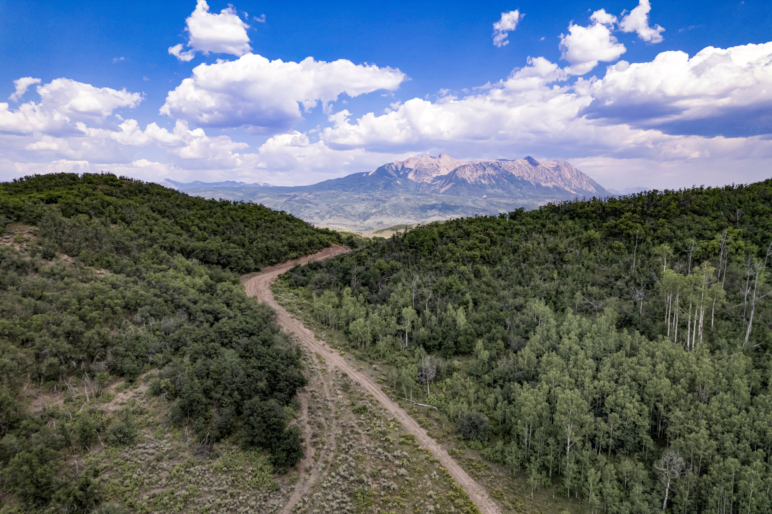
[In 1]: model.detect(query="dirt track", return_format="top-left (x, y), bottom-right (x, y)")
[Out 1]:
top-left (244, 245), bottom-right (500, 514)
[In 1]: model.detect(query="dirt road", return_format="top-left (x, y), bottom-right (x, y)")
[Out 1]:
top-left (244, 245), bottom-right (501, 514)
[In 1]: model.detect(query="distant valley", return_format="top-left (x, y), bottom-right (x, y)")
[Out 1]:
top-left (170, 154), bottom-right (611, 231)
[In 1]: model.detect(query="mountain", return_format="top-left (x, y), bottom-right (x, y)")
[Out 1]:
top-left (176, 154), bottom-right (609, 231)
top-left (432, 157), bottom-right (607, 197)
top-left (296, 154), bottom-right (608, 198)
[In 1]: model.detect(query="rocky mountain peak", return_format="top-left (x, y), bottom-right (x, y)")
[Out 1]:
top-left (524, 156), bottom-right (540, 167)
top-left (395, 153), bottom-right (468, 183)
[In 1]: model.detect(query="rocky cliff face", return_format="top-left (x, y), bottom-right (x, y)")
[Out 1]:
top-left (433, 157), bottom-right (607, 197)
top-left (359, 154), bottom-right (607, 198)
top-left (379, 153), bottom-right (469, 183)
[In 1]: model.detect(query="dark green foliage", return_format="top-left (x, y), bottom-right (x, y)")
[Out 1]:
top-left (0, 173), bottom-right (338, 273)
top-left (3, 447), bottom-right (57, 504)
top-left (240, 399), bottom-right (304, 471)
top-left (53, 469), bottom-right (102, 512)
top-left (458, 412), bottom-right (489, 442)
top-left (283, 180), bottom-right (772, 512)
top-left (106, 412), bottom-right (137, 447)
top-left (77, 412), bottom-right (98, 450)
top-left (0, 173), bottom-right (332, 509)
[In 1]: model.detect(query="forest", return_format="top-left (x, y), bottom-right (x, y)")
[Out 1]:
top-left (281, 180), bottom-right (772, 513)
top-left (0, 173), bottom-right (340, 512)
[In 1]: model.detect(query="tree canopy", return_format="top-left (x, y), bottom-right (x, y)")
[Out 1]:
top-left (0, 173), bottom-right (339, 510)
top-left (281, 180), bottom-right (772, 512)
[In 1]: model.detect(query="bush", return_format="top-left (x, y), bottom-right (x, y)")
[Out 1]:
top-left (3, 448), bottom-right (56, 504)
top-left (272, 425), bottom-right (304, 472)
top-left (106, 412), bottom-right (137, 447)
top-left (77, 412), bottom-right (97, 450)
top-left (458, 412), bottom-right (489, 442)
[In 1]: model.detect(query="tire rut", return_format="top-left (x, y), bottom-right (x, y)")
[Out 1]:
top-left (279, 349), bottom-right (339, 514)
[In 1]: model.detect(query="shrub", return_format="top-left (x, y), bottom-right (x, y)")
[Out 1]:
top-left (106, 412), bottom-right (137, 447)
top-left (77, 412), bottom-right (97, 449)
top-left (458, 412), bottom-right (489, 442)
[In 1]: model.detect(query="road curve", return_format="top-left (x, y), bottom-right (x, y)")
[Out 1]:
top-left (243, 245), bottom-right (501, 514)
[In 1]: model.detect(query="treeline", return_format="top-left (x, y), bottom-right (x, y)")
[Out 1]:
top-left (0, 172), bottom-right (341, 273)
top-left (0, 174), bottom-right (334, 511)
top-left (280, 180), bottom-right (772, 512)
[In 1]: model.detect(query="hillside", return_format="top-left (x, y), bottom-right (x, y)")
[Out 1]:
top-left (176, 154), bottom-right (609, 231)
top-left (0, 174), bottom-right (340, 512)
top-left (278, 180), bottom-right (772, 512)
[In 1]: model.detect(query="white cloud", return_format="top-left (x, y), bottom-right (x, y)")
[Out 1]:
top-left (620, 0), bottom-right (664, 43)
top-left (161, 53), bottom-right (407, 133)
top-left (559, 12), bottom-right (626, 75)
top-left (37, 79), bottom-right (142, 124)
top-left (590, 9), bottom-right (617, 26)
top-left (254, 14), bottom-right (266, 23)
top-left (9, 77), bottom-right (41, 102)
top-left (492, 10), bottom-right (524, 48)
top-left (169, 0), bottom-right (251, 61)
top-left (0, 78), bottom-right (142, 136)
top-left (582, 42), bottom-right (772, 136)
top-left (319, 40), bottom-right (772, 172)
top-left (113, 56), bottom-right (126, 63)
top-left (168, 44), bottom-right (195, 62)
top-left (321, 57), bottom-right (593, 150)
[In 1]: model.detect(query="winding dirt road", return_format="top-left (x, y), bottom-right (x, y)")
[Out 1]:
top-left (243, 245), bottom-right (500, 514)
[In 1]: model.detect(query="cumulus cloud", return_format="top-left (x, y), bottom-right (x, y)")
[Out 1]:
top-left (161, 53), bottom-right (407, 133)
top-left (169, 0), bottom-right (251, 62)
top-left (9, 77), bottom-right (41, 102)
top-left (559, 11), bottom-right (626, 75)
top-left (320, 39), bottom-right (772, 171)
top-left (0, 78), bottom-right (142, 136)
top-left (37, 79), bottom-right (142, 124)
top-left (320, 57), bottom-right (594, 150)
top-left (492, 10), bottom-right (524, 48)
top-left (620, 0), bottom-right (664, 43)
top-left (168, 44), bottom-right (196, 62)
top-left (590, 9), bottom-right (617, 26)
top-left (582, 42), bottom-right (772, 136)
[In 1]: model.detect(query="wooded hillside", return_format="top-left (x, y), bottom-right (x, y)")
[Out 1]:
top-left (0, 173), bottom-right (339, 512)
top-left (282, 180), bottom-right (772, 512)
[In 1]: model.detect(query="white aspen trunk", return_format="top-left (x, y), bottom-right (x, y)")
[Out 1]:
top-left (663, 476), bottom-right (671, 510)
top-left (666, 295), bottom-right (672, 337)
top-left (686, 303), bottom-right (692, 349)
top-left (745, 268), bottom-right (760, 346)
top-left (711, 299), bottom-right (716, 330)
top-left (692, 316), bottom-right (698, 350)
top-left (699, 308), bottom-right (705, 345)
top-left (674, 294), bottom-right (680, 343)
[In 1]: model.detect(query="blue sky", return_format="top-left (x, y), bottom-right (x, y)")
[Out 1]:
top-left (1, 0), bottom-right (771, 189)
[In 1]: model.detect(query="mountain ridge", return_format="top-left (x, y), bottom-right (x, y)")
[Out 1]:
top-left (171, 154), bottom-right (611, 231)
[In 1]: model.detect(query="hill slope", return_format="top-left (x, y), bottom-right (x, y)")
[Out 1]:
top-left (280, 180), bottom-right (772, 512)
top-left (0, 174), bottom-right (340, 512)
